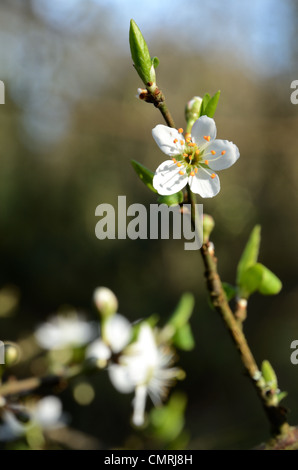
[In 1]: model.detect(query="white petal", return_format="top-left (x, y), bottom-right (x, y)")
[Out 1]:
top-left (152, 125), bottom-right (183, 156)
top-left (153, 160), bottom-right (188, 196)
top-left (108, 364), bottom-right (135, 393)
top-left (105, 314), bottom-right (132, 353)
top-left (189, 168), bottom-right (220, 198)
top-left (132, 384), bottom-right (147, 427)
top-left (35, 316), bottom-right (95, 349)
top-left (123, 325), bottom-right (159, 385)
top-left (86, 339), bottom-right (111, 361)
top-left (204, 140), bottom-right (240, 171)
top-left (191, 116), bottom-right (217, 147)
top-left (34, 396), bottom-right (62, 428)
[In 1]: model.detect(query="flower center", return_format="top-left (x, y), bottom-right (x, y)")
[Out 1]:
top-left (172, 130), bottom-right (207, 177)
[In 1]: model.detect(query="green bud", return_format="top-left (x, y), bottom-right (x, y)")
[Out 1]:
top-left (261, 360), bottom-right (278, 390)
top-left (93, 287), bottom-right (118, 318)
top-left (129, 19), bottom-right (156, 86)
top-left (203, 214), bottom-right (215, 243)
top-left (4, 342), bottom-right (20, 366)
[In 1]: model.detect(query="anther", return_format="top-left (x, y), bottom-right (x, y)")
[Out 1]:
top-left (204, 135), bottom-right (211, 142)
top-left (221, 150), bottom-right (226, 155)
top-left (211, 150), bottom-right (216, 155)
top-left (186, 137), bottom-right (191, 143)
top-left (180, 140), bottom-right (184, 145)
top-left (195, 168), bottom-right (198, 174)
top-left (172, 158), bottom-right (177, 163)
top-left (190, 171), bottom-right (195, 177)
top-left (173, 138), bottom-right (178, 144)
top-left (179, 170), bottom-right (184, 176)
top-left (211, 173), bottom-right (216, 179)
top-left (195, 150), bottom-right (200, 155)
top-left (177, 162), bottom-right (182, 167)
top-left (205, 160), bottom-right (209, 165)
top-left (178, 128), bottom-right (183, 134)
top-left (183, 153), bottom-right (188, 157)
top-left (188, 142), bottom-right (195, 147)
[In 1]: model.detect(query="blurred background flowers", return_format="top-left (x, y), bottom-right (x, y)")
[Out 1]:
top-left (0, 0), bottom-right (298, 449)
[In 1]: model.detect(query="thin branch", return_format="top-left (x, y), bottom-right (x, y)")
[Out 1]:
top-left (149, 87), bottom-right (291, 437)
top-left (141, 83), bottom-right (176, 128)
top-left (0, 361), bottom-right (97, 398)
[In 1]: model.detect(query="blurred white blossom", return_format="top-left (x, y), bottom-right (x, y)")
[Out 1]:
top-left (108, 324), bottom-right (181, 426)
top-left (86, 314), bottom-right (132, 365)
top-left (35, 313), bottom-right (96, 350)
top-left (0, 396), bottom-right (64, 442)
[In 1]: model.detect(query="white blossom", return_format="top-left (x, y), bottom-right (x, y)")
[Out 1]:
top-left (152, 116), bottom-right (239, 197)
top-left (108, 324), bottom-right (180, 426)
top-left (86, 314), bottom-right (132, 363)
top-left (35, 313), bottom-right (96, 350)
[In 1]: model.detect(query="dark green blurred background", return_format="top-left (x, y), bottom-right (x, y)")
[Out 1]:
top-left (0, 0), bottom-right (298, 449)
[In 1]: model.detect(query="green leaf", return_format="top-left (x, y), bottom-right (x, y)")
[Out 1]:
top-left (129, 19), bottom-right (155, 85)
top-left (222, 282), bottom-right (237, 301)
top-left (149, 392), bottom-right (187, 442)
top-left (130, 316), bottom-right (159, 343)
top-left (277, 391), bottom-right (287, 403)
top-left (257, 263), bottom-right (282, 295)
top-left (172, 323), bottom-right (195, 350)
top-left (238, 264), bottom-right (263, 298)
top-left (239, 263), bottom-right (282, 298)
top-left (158, 191), bottom-right (183, 207)
top-left (152, 56), bottom-right (159, 69)
top-left (236, 225), bottom-right (261, 285)
top-left (131, 159), bottom-right (157, 193)
top-left (261, 360), bottom-right (278, 389)
top-left (204, 90), bottom-right (221, 118)
top-left (199, 93), bottom-right (211, 116)
top-left (168, 293), bottom-right (195, 330)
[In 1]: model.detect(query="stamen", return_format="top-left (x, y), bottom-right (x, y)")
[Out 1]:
top-left (183, 153), bottom-right (188, 157)
top-left (185, 137), bottom-right (191, 143)
top-left (178, 128), bottom-right (183, 134)
top-left (190, 171), bottom-right (195, 177)
top-left (211, 173), bottom-right (216, 179)
top-left (205, 160), bottom-right (209, 165)
top-left (204, 135), bottom-right (211, 142)
top-left (173, 138), bottom-right (178, 144)
top-left (180, 140), bottom-right (184, 145)
top-left (195, 168), bottom-right (198, 174)
top-left (179, 170), bottom-right (184, 176)
top-left (172, 158), bottom-right (177, 163)
top-left (188, 142), bottom-right (195, 147)
top-left (195, 150), bottom-right (200, 156)
top-left (221, 150), bottom-right (226, 155)
top-left (211, 150), bottom-right (216, 155)
top-left (177, 162), bottom-right (182, 167)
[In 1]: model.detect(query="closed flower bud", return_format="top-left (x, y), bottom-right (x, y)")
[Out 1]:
top-left (4, 342), bottom-right (20, 366)
top-left (93, 287), bottom-right (118, 317)
top-left (185, 96), bottom-right (202, 124)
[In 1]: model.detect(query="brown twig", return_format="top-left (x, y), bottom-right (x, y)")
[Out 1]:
top-left (157, 104), bottom-right (291, 438)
